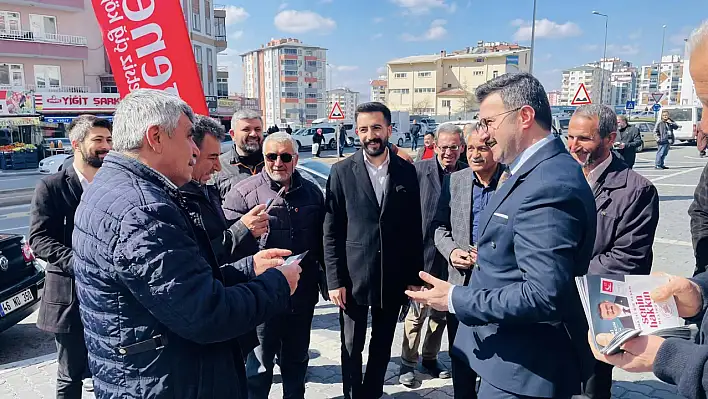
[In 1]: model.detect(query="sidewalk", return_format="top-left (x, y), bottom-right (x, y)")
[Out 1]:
top-left (0, 168), bottom-right (39, 176)
top-left (0, 300), bottom-right (686, 399)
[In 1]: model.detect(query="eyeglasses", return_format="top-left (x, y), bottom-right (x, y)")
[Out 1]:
top-left (265, 153), bottom-right (294, 163)
top-left (477, 107), bottom-right (524, 134)
top-left (437, 145), bottom-right (461, 152)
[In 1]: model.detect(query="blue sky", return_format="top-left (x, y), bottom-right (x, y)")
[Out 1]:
top-left (219, 0), bottom-right (705, 100)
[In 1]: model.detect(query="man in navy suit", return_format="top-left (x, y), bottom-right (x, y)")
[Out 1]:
top-left (407, 72), bottom-right (597, 398)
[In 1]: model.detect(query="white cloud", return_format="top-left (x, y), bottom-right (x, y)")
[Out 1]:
top-left (225, 6), bottom-right (249, 26)
top-left (391, 0), bottom-right (456, 15)
top-left (278, 2), bottom-right (288, 11)
top-left (373, 17), bottom-right (384, 23)
top-left (229, 30), bottom-right (244, 40)
top-left (376, 66), bottom-right (387, 75)
top-left (512, 19), bottom-right (582, 41)
top-left (401, 19), bottom-right (447, 41)
top-left (607, 44), bottom-right (640, 56)
top-left (330, 65), bottom-right (359, 72)
top-left (274, 10), bottom-right (336, 34)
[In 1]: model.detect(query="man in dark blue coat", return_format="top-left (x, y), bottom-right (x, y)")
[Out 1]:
top-left (72, 89), bottom-right (303, 399)
top-left (407, 73), bottom-right (597, 398)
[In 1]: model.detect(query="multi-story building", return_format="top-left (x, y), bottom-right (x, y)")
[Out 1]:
top-left (386, 41), bottom-right (530, 118)
top-left (217, 66), bottom-right (229, 98)
top-left (241, 38), bottom-right (327, 128)
top-left (637, 55), bottom-right (683, 106)
top-left (370, 76), bottom-right (387, 104)
top-left (326, 88), bottom-right (359, 122)
top-left (680, 39), bottom-right (700, 106)
top-left (586, 58), bottom-right (637, 106)
top-left (0, 0), bottom-right (228, 145)
top-left (547, 90), bottom-right (561, 106)
top-left (559, 66), bottom-right (611, 106)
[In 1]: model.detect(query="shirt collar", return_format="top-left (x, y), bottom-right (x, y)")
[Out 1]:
top-left (508, 133), bottom-right (554, 176)
top-left (74, 166), bottom-right (90, 189)
top-left (586, 153), bottom-right (613, 188)
top-left (363, 148), bottom-right (390, 170)
top-left (472, 163), bottom-right (504, 188)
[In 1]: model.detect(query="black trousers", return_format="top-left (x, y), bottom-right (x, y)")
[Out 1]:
top-left (447, 312), bottom-right (478, 399)
top-left (245, 307), bottom-right (315, 399)
top-left (339, 301), bottom-right (401, 399)
top-left (55, 329), bottom-right (90, 399)
top-left (577, 360), bottom-right (613, 399)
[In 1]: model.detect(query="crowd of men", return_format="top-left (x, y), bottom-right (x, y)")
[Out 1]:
top-left (25, 19), bottom-right (708, 399)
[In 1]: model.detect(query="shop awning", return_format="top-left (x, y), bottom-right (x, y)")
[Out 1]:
top-left (43, 115), bottom-right (114, 124)
top-left (0, 116), bottom-right (41, 127)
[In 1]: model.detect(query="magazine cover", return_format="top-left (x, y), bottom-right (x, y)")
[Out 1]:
top-left (586, 275), bottom-right (634, 338)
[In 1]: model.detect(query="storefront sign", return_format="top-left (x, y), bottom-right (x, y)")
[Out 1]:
top-left (0, 90), bottom-right (35, 116)
top-left (215, 97), bottom-right (261, 116)
top-left (0, 117), bottom-right (40, 127)
top-left (92, 0), bottom-right (208, 114)
top-left (43, 115), bottom-right (115, 124)
top-left (35, 93), bottom-right (121, 113)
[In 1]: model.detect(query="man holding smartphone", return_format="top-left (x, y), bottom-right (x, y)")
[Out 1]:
top-left (654, 110), bottom-right (680, 169)
top-left (431, 124), bottom-right (503, 398)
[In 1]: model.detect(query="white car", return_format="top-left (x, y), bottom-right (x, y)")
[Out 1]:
top-left (38, 154), bottom-right (70, 174)
top-left (292, 126), bottom-right (338, 150)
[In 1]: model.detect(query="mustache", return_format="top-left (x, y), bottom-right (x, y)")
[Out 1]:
top-left (364, 138), bottom-right (383, 146)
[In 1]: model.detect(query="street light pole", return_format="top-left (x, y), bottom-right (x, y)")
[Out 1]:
top-left (592, 11), bottom-right (609, 104)
top-left (529, 0), bottom-right (537, 75)
top-left (659, 25), bottom-right (667, 104)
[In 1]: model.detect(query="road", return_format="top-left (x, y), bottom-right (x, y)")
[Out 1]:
top-left (0, 174), bottom-right (42, 192)
top-left (0, 143), bottom-right (705, 398)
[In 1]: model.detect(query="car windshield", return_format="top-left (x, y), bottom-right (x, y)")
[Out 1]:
top-left (558, 119), bottom-right (570, 129)
top-left (298, 160), bottom-right (331, 176)
top-left (666, 108), bottom-right (693, 122)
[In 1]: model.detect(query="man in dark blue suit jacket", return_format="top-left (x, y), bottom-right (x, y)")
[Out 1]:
top-left (407, 72), bottom-right (597, 398)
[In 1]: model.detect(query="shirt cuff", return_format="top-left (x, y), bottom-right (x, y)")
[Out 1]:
top-left (448, 285), bottom-right (456, 314)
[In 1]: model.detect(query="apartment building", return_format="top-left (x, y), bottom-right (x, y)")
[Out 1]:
top-left (547, 90), bottom-right (561, 106)
top-left (241, 38), bottom-right (327, 128)
top-left (326, 88), bottom-right (359, 122)
top-left (560, 66), bottom-right (611, 105)
top-left (637, 55), bottom-right (683, 107)
top-left (386, 41), bottom-right (530, 118)
top-left (586, 58), bottom-right (637, 106)
top-left (370, 76), bottom-right (387, 104)
top-left (0, 0), bottom-right (228, 144)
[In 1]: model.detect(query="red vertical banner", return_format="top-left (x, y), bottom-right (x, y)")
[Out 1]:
top-left (91, 0), bottom-right (208, 115)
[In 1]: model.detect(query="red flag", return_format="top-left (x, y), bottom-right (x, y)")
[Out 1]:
top-left (91, 0), bottom-right (208, 115)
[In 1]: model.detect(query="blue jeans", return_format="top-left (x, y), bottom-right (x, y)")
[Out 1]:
top-left (411, 135), bottom-right (419, 150)
top-left (656, 143), bottom-right (670, 167)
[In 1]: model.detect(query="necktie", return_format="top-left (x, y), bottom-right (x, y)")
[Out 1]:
top-left (497, 166), bottom-right (511, 189)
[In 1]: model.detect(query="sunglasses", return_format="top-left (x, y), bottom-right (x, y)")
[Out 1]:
top-left (265, 153), bottom-right (294, 163)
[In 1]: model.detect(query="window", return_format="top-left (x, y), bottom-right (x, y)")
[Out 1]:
top-left (283, 48), bottom-right (298, 55)
top-left (306, 104), bottom-right (318, 109)
top-left (206, 48), bottom-right (213, 95)
top-left (0, 11), bottom-right (21, 34)
top-left (474, 71), bottom-right (484, 76)
top-left (283, 59), bottom-right (298, 66)
top-left (0, 64), bottom-right (24, 86)
top-left (394, 73), bottom-right (407, 79)
top-left (204, 0), bottom-right (211, 35)
top-left (442, 100), bottom-right (451, 107)
top-left (193, 45), bottom-right (203, 84)
top-left (283, 81), bottom-right (298, 88)
top-left (418, 72), bottom-right (431, 78)
top-left (29, 14), bottom-right (57, 38)
top-left (305, 50), bottom-right (313, 56)
top-left (414, 88), bottom-right (435, 93)
top-left (34, 65), bottom-right (60, 88)
top-left (492, 71), bottom-right (498, 79)
top-left (192, 0), bottom-right (201, 32)
top-left (306, 61), bottom-right (317, 68)
top-left (284, 70), bottom-right (298, 76)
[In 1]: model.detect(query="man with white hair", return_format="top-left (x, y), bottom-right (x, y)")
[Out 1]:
top-left (223, 132), bottom-right (326, 399)
top-left (590, 21), bottom-right (708, 399)
top-left (71, 89), bottom-right (303, 399)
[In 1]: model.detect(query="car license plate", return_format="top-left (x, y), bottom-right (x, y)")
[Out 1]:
top-left (0, 289), bottom-right (34, 317)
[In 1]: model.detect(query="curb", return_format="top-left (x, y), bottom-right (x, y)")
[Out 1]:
top-left (0, 188), bottom-right (34, 208)
top-left (0, 170), bottom-right (40, 177)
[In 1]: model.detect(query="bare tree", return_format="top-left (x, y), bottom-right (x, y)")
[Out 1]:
top-left (455, 80), bottom-right (479, 119)
top-left (411, 98), bottom-right (433, 115)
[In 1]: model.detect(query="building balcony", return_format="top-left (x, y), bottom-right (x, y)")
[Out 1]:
top-left (0, 84), bottom-right (90, 93)
top-left (2, 0), bottom-right (84, 11)
top-left (0, 30), bottom-right (88, 60)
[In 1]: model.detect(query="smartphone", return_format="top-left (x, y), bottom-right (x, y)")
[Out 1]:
top-left (283, 250), bottom-right (309, 266)
top-left (264, 187), bottom-right (286, 214)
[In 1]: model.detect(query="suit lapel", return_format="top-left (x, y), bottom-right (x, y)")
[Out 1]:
top-left (460, 171), bottom-right (473, 246)
top-left (64, 166), bottom-right (83, 204)
top-left (380, 156), bottom-right (398, 216)
top-left (352, 150), bottom-right (380, 210)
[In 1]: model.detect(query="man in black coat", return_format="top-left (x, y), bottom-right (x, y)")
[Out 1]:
top-left (399, 123), bottom-right (467, 387)
top-left (615, 115), bottom-right (642, 168)
top-left (223, 132), bottom-right (326, 399)
top-left (30, 115), bottom-right (112, 399)
top-left (324, 102), bottom-right (424, 399)
top-left (567, 104), bottom-right (660, 399)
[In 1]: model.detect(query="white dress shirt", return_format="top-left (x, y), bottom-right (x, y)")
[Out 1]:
top-left (74, 167), bottom-right (90, 191)
top-left (585, 154), bottom-right (613, 190)
top-left (447, 133), bottom-right (556, 314)
top-left (363, 149), bottom-right (390, 205)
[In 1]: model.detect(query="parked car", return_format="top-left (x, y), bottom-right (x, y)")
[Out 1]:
top-left (220, 135), bottom-right (233, 154)
top-left (296, 159), bottom-right (331, 193)
top-left (292, 126), bottom-right (337, 150)
top-left (662, 105), bottom-right (703, 142)
top-left (38, 154), bottom-right (71, 174)
top-left (635, 122), bottom-right (658, 152)
top-left (352, 125), bottom-right (407, 148)
top-left (0, 234), bottom-right (45, 334)
top-left (552, 116), bottom-right (571, 137)
top-left (40, 138), bottom-right (73, 159)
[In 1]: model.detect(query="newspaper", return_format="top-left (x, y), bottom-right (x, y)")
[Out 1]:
top-left (576, 274), bottom-right (691, 355)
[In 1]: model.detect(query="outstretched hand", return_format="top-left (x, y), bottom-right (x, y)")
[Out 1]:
top-left (405, 271), bottom-right (453, 312)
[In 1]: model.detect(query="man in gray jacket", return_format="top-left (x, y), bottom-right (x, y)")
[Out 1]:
top-left (654, 110), bottom-right (680, 169)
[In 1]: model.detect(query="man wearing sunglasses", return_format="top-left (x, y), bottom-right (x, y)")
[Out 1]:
top-left (406, 73), bottom-right (597, 399)
top-left (222, 132), bottom-right (326, 399)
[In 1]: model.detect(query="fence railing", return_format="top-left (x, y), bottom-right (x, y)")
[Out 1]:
top-left (0, 30), bottom-right (87, 46)
top-left (0, 84), bottom-right (90, 93)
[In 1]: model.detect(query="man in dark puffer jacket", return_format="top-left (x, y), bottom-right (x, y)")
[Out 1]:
top-left (223, 132), bottom-right (327, 399)
top-left (72, 89), bottom-right (302, 399)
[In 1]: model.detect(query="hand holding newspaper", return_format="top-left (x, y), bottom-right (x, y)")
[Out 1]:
top-left (576, 275), bottom-right (691, 356)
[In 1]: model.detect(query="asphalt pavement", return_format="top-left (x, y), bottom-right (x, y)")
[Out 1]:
top-left (0, 143), bottom-right (705, 398)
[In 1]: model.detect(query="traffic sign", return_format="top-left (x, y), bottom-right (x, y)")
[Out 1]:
top-left (571, 83), bottom-right (592, 105)
top-left (625, 101), bottom-right (635, 110)
top-left (652, 103), bottom-right (662, 112)
top-left (329, 102), bottom-right (345, 120)
top-left (651, 92), bottom-right (664, 103)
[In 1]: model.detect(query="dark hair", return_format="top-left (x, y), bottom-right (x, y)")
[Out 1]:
top-left (475, 72), bottom-right (552, 131)
top-left (355, 102), bottom-right (391, 126)
top-left (424, 132), bottom-right (435, 138)
top-left (67, 114), bottom-right (112, 143)
top-left (192, 115), bottom-right (226, 149)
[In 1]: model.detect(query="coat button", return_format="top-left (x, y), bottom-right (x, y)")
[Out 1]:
top-left (491, 242), bottom-right (496, 249)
